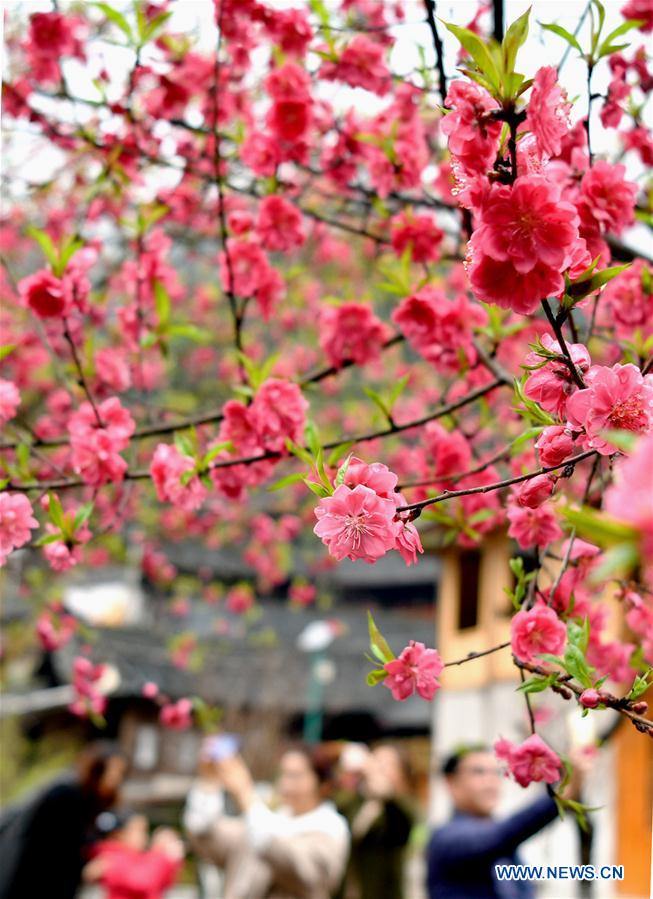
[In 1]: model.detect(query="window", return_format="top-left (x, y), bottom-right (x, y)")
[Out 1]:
top-left (133, 724), bottom-right (159, 771)
top-left (457, 550), bottom-right (481, 630)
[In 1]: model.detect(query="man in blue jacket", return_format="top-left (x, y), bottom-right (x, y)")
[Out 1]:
top-left (426, 744), bottom-right (586, 899)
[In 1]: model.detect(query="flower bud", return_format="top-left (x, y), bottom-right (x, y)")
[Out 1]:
top-left (579, 688), bottom-right (601, 708)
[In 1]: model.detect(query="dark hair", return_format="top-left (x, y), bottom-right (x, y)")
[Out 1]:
top-left (77, 741), bottom-right (128, 811)
top-left (441, 744), bottom-right (490, 776)
top-left (284, 743), bottom-right (339, 794)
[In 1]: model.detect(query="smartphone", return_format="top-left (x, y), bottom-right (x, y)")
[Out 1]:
top-left (201, 733), bottom-right (240, 762)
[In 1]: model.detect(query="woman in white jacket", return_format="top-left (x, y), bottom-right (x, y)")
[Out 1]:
top-left (184, 743), bottom-right (350, 899)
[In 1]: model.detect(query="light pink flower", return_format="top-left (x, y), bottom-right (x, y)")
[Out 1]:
top-left (95, 348), bottom-right (131, 392)
top-left (226, 583), bottom-right (255, 614)
top-left (511, 603), bottom-right (567, 664)
top-left (159, 698), bottom-right (193, 730)
top-left (441, 80), bottom-right (502, 176)
top-left (0, 379), bottom-right (20, 424)
top-left (0, 493), bottom-right (38, 566)
top-left (514, 474), bottom-right (555, 509)
top-left (390, 211), bottom-right (444, 263)
top-left (150, 443), bottom-right (206, 512)
top-left (566, 364), bottom-right (653, 454)
top-left (320, 34), bottom-right (391, 95)
top-left (525, 67), bottom-right (571, 158)
top-left (342, 457), bottom-right (398, 498)
top-left (507, 501), bottom-right (563, 549)
top-left (602, 260), bottom-right (653, 341)
top-left (578, 161), bottom-right (637, 236)
top-left (524, 335), bottom-right (592, 418)
top-left (19, 269), bottom-right (72, 318)
top-left (495, 734), bottom-right (562, 788)
top-left (249, 379), bottom-right (308, 453)
top-left (383, 641), bottom-right (444, 701)
top-left (468, 252), bottom-right (565, 315)
top-left (256, 195), bottom-right (305, 252)
top-left (424, 423), bottom-right (472, 480)
top-left (471, 177), bottom-right (579, 275)
top-left (605, 433), bottom-right (653, 587)
top-left (319, 303), bottom-right (390, 369)
top-left (535, 426), bottom-right (576, 466)
top-left (314, 484), bottom-right (398, 563)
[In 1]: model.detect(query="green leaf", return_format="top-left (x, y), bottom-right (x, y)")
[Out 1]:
top-left (153, 281), bottom-right (171, 328)
top-left (540, 22), bottom-right (583, 54)
top-left (285, 438), bottom-right (314, 467)
top-left (367, 611), bottom-right (395, 664)
top-left (26, 226), bottom-right (59, 270)
top-left (566, 263), bottom-right (630, 302)
top-left (73, 502), bottom-right (94, 532)
top-left (47, 492), bottom-right (66, 531)
top-left (167, 324), bottom-right (212, 344)
top-left (562, 506), bottom-right (639, 547)
top-left (442, 21), bottom-right (502, 94)
top-left (335, 453), bottom-right (352, 487)
top-left (367, 668), bottom-right (388, 686)
top-left (93, 2), bottom-right (133, 42)
top-left (303, 479), bottom-right (330, 498)
top-left (203, 441), bottom-right (234, 465)
top-left (174, 431), bottom-right (195, 459)
top-left (502, 7), bottom-right (530, 76)
top-left (364, 387), bottom-right (391, 421)
top-left (59, 237), bottom-right (83, 273)
top-left (564, 644), bottom-right (594, 689)
top-left (0, 345), bottom-right (16, 361)
top-left (304, 420), bottom-right (321, 457)
top-left (517, 675), bottom-right (552, 694)
top-left (327, 442), bottom-right (354, 467)
top-left (267, 472), bottom-right (306, 492)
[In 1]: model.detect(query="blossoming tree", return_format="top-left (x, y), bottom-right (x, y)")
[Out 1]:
top-left (1, 0), bottom-right (652, 813)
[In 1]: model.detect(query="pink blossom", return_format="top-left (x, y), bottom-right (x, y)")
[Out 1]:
top-left (19, 269), bottom-right (72, 318)
top-left (319, 303), bottom-right (390, 369)
top-left (621, 0), bottom-right (653, 32)
top-left (602, 260), bottom-right (653, 341)
top-left (68, 398), bottom-right (135, 487)
top-left (95, 348), bottom-right (131, 392)
top-left (314, 484), bottom-right (398, 563)
top-left (390, 212), bottom-right (444, 263)
top-left (142, 681), bottom-right (159, 699)
top-left (226, 584), bottom-right (255, 614)
top-left (150, 443), bottom-right (207, 512)
top-left (0, 493), bottom-right (38, 566)
top-left (160, 698), bottom-right (193, 730)
top-left (507, 501), bottom-right (563, 549)
top-left (566, 364), bottom-right (653, 454)
top-left (256, 195), bottom-right (305, 252)
top-left (342, 457), bottom-right (399, 498)
top-left (580, 689), bottom-right (602, 708)
top-left (441, 81), bottom-right (502, 176)
top-left (495, 735), bottom-right (562, 788)
top-left (535, 426), bottom-right (576, 466)
top-left (394, 521), bottom-right (424, 566)
top-left (241, 131), bottom-right (282, 177)
top-left (579, 161), bottom-right (637, 235)
top-left (468, 252), bottom-right (565, 315)
top-left (605, 433), bottom-right (653, 586)
top-left (471, 177), bottom-right (579, 274)
top-left (524, 335), bottom-right (592, 418)
top-left (511, 603), bottom-right (567, 664)
top-left (249, 379), bottom-right (308, 453)
top-left (36, 609), bottom-right (76, 651)
top-left (219, 239), bottom-right (272, 297)
top-left (0, 379), bottom-right (20, 424)
top-left (383, 641), bottom-right (444, 701)
top-left (514, 474), bottom-right (555, 509)
top-left (289, 581), bottom-right (316, 606)
top-left (392, 287), bottom-right (485, 372)
top-left (525, 67), bottom-right (571, 158)
top-left (424, 422), bottom-right (472, 479)
top-left (320, 35), bottom-right (391, 95)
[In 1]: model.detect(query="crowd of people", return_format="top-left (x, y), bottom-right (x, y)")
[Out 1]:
top-left (0, 735), bottom-right (590, 899)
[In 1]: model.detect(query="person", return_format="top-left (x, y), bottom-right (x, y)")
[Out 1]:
top-left (426, 744), bottom-right (589, 899)
top-left (0, 740), bottom-right (128, 899)
top-left (336, 743), bottom-right (416, 899)
top-left (83, 810), bottom-right (184, 899)
top-left (184, 739), bottom-right (350, 899)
